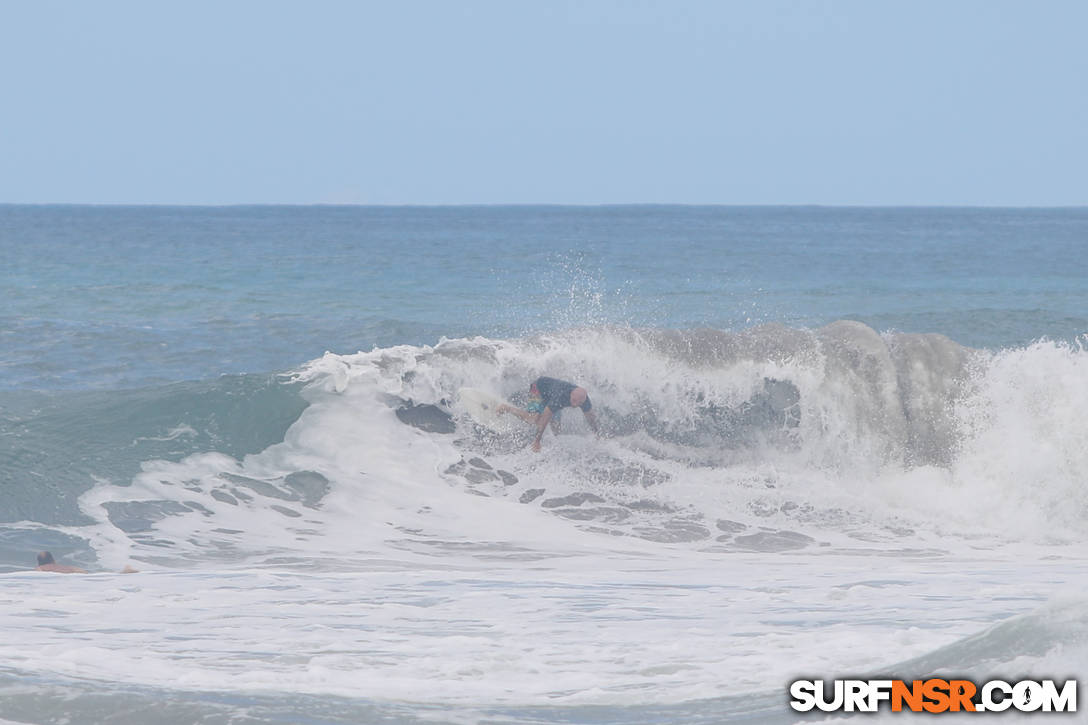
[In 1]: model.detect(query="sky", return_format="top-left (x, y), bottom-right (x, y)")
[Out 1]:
top-left (1, 0), bottom-right (1085, 206)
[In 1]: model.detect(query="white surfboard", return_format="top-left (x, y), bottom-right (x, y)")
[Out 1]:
top-left (458, 387), bottom-right (518, 432)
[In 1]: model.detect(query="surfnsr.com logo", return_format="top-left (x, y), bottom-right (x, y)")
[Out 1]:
top-left (789, 679), bottom-right (1078, 714)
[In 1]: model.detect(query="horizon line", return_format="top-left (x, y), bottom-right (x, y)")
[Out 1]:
top-left (2, 202), bottom-right (1086, 210)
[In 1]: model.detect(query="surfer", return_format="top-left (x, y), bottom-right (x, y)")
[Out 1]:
top-left (497, 376), bottom-right (599, 451)
top-left (34, 551), bottom-right (139, 574)
top-left (35, 551), bottom-right (87, 574)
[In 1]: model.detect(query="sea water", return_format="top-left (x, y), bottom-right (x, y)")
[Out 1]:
top-left (1, 205), bottom-right (1086, 723)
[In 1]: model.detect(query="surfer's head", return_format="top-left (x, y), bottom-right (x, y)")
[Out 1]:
top-left (37, 551), bottom-right (54, 566)
top-left (570, 387), bottom-right (588, 409)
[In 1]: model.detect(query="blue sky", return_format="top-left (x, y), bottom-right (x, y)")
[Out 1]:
top-left (2, 1), bottom-right (1085, 205)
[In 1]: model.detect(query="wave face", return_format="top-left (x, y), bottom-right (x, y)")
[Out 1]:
top-left (8, 321), bottom-right (1074, 573)
top-left (0, 374), bottom-right (307, 570)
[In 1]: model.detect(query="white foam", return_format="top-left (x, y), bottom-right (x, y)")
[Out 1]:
top-left (2, 553), bottom-right (1085, 708)
top-left (13, 330), bottom-right (1088, 716)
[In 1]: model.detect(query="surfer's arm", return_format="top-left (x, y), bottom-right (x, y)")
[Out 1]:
top-left (497, 404), bottom-right (538, 425)
top-left (532, 408), bottom-right (554, 452)
top-left (583, 409), bottom-right (599, 435)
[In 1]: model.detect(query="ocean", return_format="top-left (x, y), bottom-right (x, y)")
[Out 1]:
top-left (1, 205), bottom-right (1086, 723)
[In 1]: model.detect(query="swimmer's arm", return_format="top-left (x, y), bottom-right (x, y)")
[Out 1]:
top-left (36, 564), bottom-right (87, 574)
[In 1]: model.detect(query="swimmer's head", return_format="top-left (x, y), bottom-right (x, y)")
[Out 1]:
top-left (570, 387), bottom-right (588, 408)
top-left (37, 551), bottom-right (54, 566)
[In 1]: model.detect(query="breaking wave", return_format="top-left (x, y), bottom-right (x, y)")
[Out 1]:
top-left (6, 321), bottom-right (1088, 571)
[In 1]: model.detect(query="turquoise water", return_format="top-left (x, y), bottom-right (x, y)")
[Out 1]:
top-left (2, 206), bottom-right (1087, 724)
top-left (4, 205), bottom-right (1086, 389)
